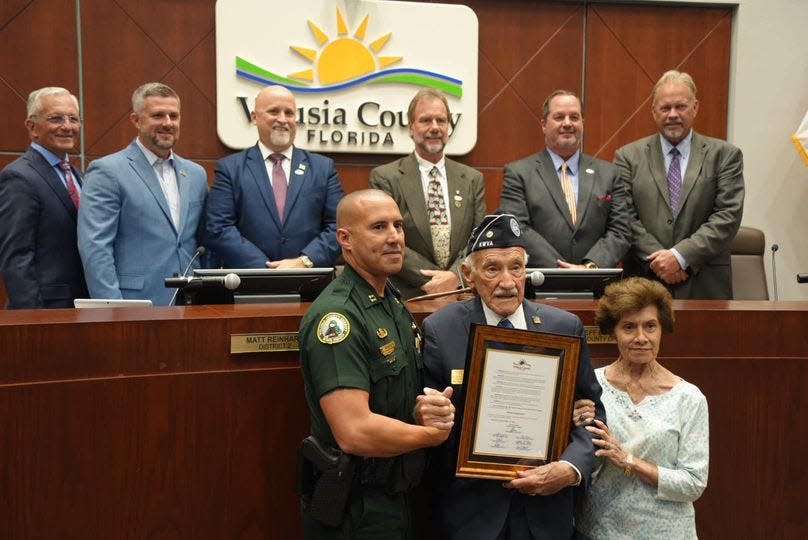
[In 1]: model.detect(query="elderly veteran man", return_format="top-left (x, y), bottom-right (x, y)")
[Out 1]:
top-left (421, 213), bottom-right (605, 540)
top-left (298, 189), bottom-right (456, 540)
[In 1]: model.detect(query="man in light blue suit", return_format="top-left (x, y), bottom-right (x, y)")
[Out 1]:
top-left (204, 85), bottom-right (343, 269)
top-left (78, 83), bottom-right (208, 306)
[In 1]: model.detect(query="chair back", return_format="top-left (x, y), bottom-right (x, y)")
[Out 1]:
top-left (730, 226), bottom-right (769, 300)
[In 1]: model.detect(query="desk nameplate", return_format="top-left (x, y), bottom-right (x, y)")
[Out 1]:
top-left (230, 332), bottom-right (300, 354)
top-left (584, 326), bottom-right (615, 345)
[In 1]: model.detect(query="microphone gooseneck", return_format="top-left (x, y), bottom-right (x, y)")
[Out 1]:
top-left (168, 246), bottom-right (208, 306)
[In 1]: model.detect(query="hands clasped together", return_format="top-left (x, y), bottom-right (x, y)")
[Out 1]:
top-left (414, 386), bottom-right (455, 443)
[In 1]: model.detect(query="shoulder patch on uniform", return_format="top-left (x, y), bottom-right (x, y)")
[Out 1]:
top-left (316, 312), bottom-right (350, 344)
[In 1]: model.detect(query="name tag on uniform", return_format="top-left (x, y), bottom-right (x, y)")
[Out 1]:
top-left (380, 341), bottom-right (396, 356)
top-left (451, 369), bottom-right (464, 385)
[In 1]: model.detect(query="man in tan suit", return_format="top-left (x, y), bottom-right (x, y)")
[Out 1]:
top-left (615, 70), bottom-right (745, 299)
top-left (371, 89), bottom-right (486, 299)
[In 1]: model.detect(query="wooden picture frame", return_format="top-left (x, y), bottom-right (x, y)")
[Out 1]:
top-left (456, 324), bottom-right (581, 480)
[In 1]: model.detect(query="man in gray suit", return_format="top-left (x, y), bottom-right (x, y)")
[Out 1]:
top-left (615, 70), bottom-right (744, 299)
top-left (500, 90), bottom-right (631, 269)
top-left (371, 89), bottom-right (486, 298)
top-left (78, 82), bottom-right (208, 305)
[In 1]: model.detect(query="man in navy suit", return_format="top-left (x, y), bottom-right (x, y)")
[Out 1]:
top-left (204, 85), bottom-right (344, 269)
top-left (0, 87), bottom-right (88, 308)
top-left (78, 83), bottom-right (208, 306)
top-left (422, 214), bottom-right (605, 540)
top-left (500, 90), bottom-right (631, 270)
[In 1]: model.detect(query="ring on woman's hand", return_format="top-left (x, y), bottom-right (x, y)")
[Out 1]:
top-left (604, 443), bottom-right (611, 450)
top-left (579, 414), bottom-right (586, 423)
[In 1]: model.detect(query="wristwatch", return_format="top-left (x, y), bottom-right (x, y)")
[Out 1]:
top-left (300, 255), bottom-right (314, 268)
top-left (583, 260), bottom-right (598, 269)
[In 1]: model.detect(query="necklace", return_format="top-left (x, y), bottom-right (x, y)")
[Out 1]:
top-left (611, 358), bottom-right (660, 411)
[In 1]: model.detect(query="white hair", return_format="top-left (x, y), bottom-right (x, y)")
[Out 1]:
top-left (27, 87), bottom-right (78, 118)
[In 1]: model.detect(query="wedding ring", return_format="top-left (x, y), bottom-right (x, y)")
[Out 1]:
top-left (604, 443), bottom-right (611, 450)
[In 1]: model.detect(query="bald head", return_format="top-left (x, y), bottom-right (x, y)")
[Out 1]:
top-left (252, 85), bottom-right (297, 152)
top-left (255, 85), bottom-right (295, 105)
top-left (337, 189), bottom-right (397, 228)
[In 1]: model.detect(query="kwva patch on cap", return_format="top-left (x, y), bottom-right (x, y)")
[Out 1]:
top-left (466, 213), bottom-right (526, 254)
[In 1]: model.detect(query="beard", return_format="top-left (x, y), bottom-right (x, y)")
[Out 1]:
top-left (413, 132), bottom-right (446, 156)
top-left (270, 127), bottom-right (292, 148)
top-left (150, 130), bottom-right (177, 150)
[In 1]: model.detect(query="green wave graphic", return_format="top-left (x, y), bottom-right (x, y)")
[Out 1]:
top-left (236, 56), bottom-right (462, 96)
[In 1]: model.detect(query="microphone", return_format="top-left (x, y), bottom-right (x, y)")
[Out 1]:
top-left (169, 246), bottom-right (207, 306)
top-left (165, 273), bottom-right (241, 291)
top-left (529, 270), bottom-right (545, 286)
top-left (771, 244), bottom-right (779, 301)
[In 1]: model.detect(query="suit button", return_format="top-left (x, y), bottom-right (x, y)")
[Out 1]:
top-left (667, 219), bottom-right (673, 225)
top-left (280, 237), bottom-right (287, 243)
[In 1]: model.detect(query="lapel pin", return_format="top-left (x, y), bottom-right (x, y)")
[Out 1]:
top-left (585, 168), bottom-right (594, 174)
top-left (532, 315), bottom-right (542, 325)
top-left (376, 328), bottom-right (388, 339)
top-left (179, 170), bottom-right (187, 177)
top-left (294, 168), bottom-right (304, 175)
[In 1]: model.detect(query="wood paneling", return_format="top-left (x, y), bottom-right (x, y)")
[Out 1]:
top-left (0, 301), bottom-right (806, 538)
top-left (583, 3), bottom-right (732, 159)
top-left (0, 1), bottom-right (731, 192)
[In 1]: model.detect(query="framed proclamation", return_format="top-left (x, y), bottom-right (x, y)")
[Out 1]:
top-left (456, 324), bottom-right (581, 480)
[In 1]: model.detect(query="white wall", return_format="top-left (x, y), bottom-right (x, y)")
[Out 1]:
top-left (639, 0), bottom-right (808, 299)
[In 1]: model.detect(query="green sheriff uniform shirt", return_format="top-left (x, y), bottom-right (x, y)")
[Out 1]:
top-left (299, 264), bottom-right (426, 491)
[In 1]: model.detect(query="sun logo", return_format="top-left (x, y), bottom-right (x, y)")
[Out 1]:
top-left (288, 8), bottom-right (401, 85)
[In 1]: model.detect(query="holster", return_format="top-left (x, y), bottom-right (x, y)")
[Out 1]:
top-left (296, 435), bottom-right (355, 528)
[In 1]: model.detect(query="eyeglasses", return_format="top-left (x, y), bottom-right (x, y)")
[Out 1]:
top-left (30, 114), bottom-right (81, 126)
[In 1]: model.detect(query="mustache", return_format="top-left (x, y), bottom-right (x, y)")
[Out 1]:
top-left (493, 287), bottom-right (519, 298)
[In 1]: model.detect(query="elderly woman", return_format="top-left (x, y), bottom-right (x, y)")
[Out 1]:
top-left (573, 277), bottom-right (708, 539)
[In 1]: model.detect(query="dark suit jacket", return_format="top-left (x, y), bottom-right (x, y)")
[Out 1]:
top-left (614, 131), bottom-right (745, 299)
top-left (0, 147), bottom-right (88, 308)
top-left (204, 144), bottom-right (344, 268)
top-left (422, 297), bottom-right (605, 540)
top-left (499, 149), bottom-right (631, 268)
top-left (370, 153), bottom-right (486, 298)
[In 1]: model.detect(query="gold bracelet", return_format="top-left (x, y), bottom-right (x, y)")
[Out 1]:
top-left (624, 453), bottom-right (634, 477)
